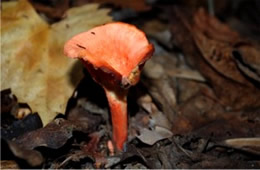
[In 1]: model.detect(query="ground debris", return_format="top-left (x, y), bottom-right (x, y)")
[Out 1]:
top-left (1, 0), bottom-right (260, 169)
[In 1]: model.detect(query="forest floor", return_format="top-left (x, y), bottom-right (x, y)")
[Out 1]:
top-left (1, 0), bottom-right (260, 169)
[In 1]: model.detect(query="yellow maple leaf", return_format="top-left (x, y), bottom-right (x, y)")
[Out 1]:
top-left (1, 0), bottom-right (113, 125)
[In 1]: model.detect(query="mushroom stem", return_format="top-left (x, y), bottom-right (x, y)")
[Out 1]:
top-left (105, 89), bottom-right (128, 150)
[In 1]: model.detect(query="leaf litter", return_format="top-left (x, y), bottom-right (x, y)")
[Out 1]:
top-left (1, 0), bottom-right (260, 169)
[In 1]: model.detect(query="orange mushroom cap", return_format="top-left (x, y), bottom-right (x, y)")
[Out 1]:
top-left (64, 22), bottom-right (154, 88)
top-left (64, 22), bottom-right (154, 150)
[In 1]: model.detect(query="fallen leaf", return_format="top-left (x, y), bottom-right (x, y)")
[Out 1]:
top-left (150, 111), bottom-right (172, 130)
top-left (191, 8), bottom-right (260, 109)
top-left (1, 0), bottom-right (50, 125)
top-left (233, 44), bottom-right (260, 82)
top-left (137, 126), bottom-right (173, 145)
top-left (192, 8), bottom-right (250, 86)
top-left (15, 118), bottom-right (86, 150)
top-left (1, 0), bottom-right (113, 125)
top-left (166, 68), bottom-right (206, 82)
top-left (224, 137), bottom-right (260, 155)
top-left (170, 7), bottom-right (260, 110)
top-left (89, 0), bottom-right (151, 12)
top-left (133, 94), bottom-right (173, 146)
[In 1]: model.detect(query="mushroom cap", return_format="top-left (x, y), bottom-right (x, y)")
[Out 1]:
top-left (64, 22), bottom-right (154, 87)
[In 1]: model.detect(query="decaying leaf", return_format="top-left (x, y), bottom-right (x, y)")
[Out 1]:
top-left (1, 0), bottom-right (50, 125)
top-left (15, 118), bottom-right (85, 150)
top-left (234, 44), bottom-right (260, 82)
top-left (192, 9), bottom-right (260, 109)
top-left (1, 0), bottom-right (113, 125)
top-left (88, 0), bottom-right (151, 12)
top-left (131, 94), bottom-right (173, 146)
top-left (4, 110), bottom-right (104, 168)
top-left (137, 126), bottom-right (173, 146)
top-left (192, 8), bottom-right (251, 86)
top-left (170, 7), bottom-right (260, 110)
top-left (166, 68), bottom-right (205, 82)
top-left (224, 137), bottom-right (260, 155)
top-left (225, 137), bottom-right (260, 147)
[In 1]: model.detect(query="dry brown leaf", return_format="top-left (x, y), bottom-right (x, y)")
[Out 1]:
top-left (193, 9), bottom-right (260, 84)
top-left (192, 31), bottom-right (249, 85)
top-left (132, 94), bottom-right (173, 146)
top-left (166, 68), bottom-right (205, 82)
top-left (137, 126), bottom-right (173, 146)
top-left (191, 9), bottom-right (260, 109)
top-left (225, 137), bottom-right (260, 148)
top-left (224, 137), bottom-right (260, 155)
top-left (170, 7), bottom-right (260, 110)
top-left (234, 44), bottom-right (260, 82)
top-left (192, 9), bottom-right (250, 86)
top-left (193, 8), bottom-right (241, 44)
top-left (1, 0), bottom-right (112, 125)
top-left (89, 0), bottom-right (151, 12)
top-left (15, 118), bottom-right (83, 150)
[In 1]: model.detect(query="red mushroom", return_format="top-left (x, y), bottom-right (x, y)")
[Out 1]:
top-left (64, 22), bottom-right (154, 150)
